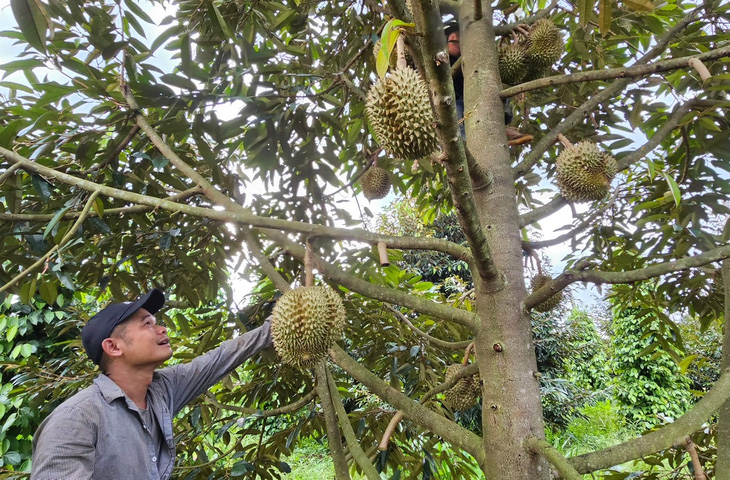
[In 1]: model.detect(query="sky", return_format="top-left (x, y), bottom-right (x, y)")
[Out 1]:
top-left (0, 1), bottom-right (603, 309)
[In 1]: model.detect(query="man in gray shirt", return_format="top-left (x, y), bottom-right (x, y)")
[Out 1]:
top-left (31, 288), bottom-right (273, 479)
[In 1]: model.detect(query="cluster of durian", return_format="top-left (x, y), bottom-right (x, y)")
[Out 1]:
top-left (530, 274), bottom-right (563, 313)
top-left (360, 166), bottom-right (391, 200)
top-left (556, 141), bottom-right (617, 202)
top-left (271, 286), bottom-right (346, 369)
top-left (444, 364), bottom-right (481, 411)
top-left (365, 66), bottom-right (438, 161)
top-left (498, 19), bottom-right (563, 85)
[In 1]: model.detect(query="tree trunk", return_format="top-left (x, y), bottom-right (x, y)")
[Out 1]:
top-left (460, 3), bottom-right (550, 479)
top-left (717, 260), bottom-right (730, 479)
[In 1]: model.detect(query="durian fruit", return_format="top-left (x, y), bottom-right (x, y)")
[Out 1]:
top-left (525, 19), bottom-right (563, 70)
top-left (365, 67), bottom-right (438, 161)
top-left (271, 286), bottom-right (346, 369)
top-left (530, 274), bottom-right (563, 313)
top-left (498, 43), bottom-right (527, 85)
top-left (361, 166), bottom-right (391, 200)
top-left (556, 141), bottom-right (617, 202)
top-left (443, 364), bottom-right (480, 411)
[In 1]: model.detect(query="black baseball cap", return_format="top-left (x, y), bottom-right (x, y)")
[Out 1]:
top-left (81, 289), bottom-right (165, 365)
top-left (444, 20), bottom-right (459, 37)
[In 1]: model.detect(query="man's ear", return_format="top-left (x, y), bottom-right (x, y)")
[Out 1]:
top-left (101, 338), bottom-right (124, 359)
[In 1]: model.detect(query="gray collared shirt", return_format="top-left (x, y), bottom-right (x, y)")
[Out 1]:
top-left (31, 321), bottom-right (272, 480)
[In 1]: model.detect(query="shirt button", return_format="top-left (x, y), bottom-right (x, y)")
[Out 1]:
top-left (152, 456), bottom-right (157, 462)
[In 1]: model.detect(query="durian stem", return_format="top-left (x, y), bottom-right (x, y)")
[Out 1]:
top-left (684, 437), bottom-right (707, 480)
top-left (396, 35), bottom-right (407, 70)
top-left (688, 57), bottom-right (712, 83)
top-left (305, 242), bottom-right (315, 287)
top-left (462, 342), bottom-right (475, 365)
top-left (524, 436), bottom-right (583, 480)
top-left (314, 362), bottom-right (352, 480)
top-left (378, 411), bottom-right (404, 450)
top-left (557, 134), bottom-right (573, 148)
top-left (377, 242), bottom-right (390, 266)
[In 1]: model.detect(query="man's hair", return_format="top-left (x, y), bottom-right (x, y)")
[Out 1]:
top-left (98, 314), bottom-right (135, 373)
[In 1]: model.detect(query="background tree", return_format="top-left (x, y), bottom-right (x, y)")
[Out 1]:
top-left (1, 0), bottom-right (730, 478)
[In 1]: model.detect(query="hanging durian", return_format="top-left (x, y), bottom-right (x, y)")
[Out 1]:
top-left (360, 166), bottom-right (391, 200)
top-left (365, 67), bottom-right (438, 161)
top-left (530, 274), bottom-right (563, 313)
top-left (271, 286), bottom-right (346, 369)
top-left (525, 19), bottom-right (563, 69)
top-left (498, 43), bottom-right (528, 85)
top-left (556, 141), bottom-right (617, 202)
top-left (443, 364), bottom-right (480, 411)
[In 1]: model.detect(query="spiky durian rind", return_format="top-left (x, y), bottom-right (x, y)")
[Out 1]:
top-left (444, 364), bottom-right (480, 411)
top-left (365, 67), bottom-right (438, 161)
top-left (556, 141), bottom-right (617, 202)
top-left (271, 286), bottom-right (346, 369)
top-left (525, 19), bottom-right (563, 70)
top-left (361, 166), bottom-right (391, 200)
top-left (498, 43), bottom-right (528, 85)
top-left (530, 274), bottom-right (563, 313)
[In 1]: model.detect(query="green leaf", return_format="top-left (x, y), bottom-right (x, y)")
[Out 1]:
top-left (20, 344), bottom-right (33, 358)
top-left (10, 0), bottom-right (48, 53)
top-left (661, 172), bottom-right (681, 207)
top-left (43, 205), bottom-right (72, 239)
top-left (231, 460), bottom-right (254, 476)
top-left (377, 20), bottom-right (413, 79)
top-left (577, 0), bottom-right (594, 26)
top-left (598, 0), bottom-right (612, 36)
top-left (6, 324), bottom-right (18, 342)
top-left (623, 0), bottom-right (654, 11)
top-left (39, 281), bottom-right (57, 305)
top-left (210, 3), bottom-right (232, 38)
top-left (160, 74), bottom-right (197, 91)
top-left (645, 158), bottom-right (655, 178)
top-left (31, 174), bottom-right (52, 201)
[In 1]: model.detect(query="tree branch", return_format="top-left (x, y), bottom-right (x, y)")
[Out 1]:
top-left (241, 228), bottom-right (292, 293)
top-left (314, 362), bottom-right (351, 480)
top-left (512, 7), bottom-right (702, 179)
top-left (0, 147), bottom-right (469, 260)
top-left (569, 368), bottom-right (730, 473)
top-left (409, 0), bottom-right (500, 282)
top-left (525, 244), bottom-right (730, 310)
top-left (502, 45), bottom-right (730, 99)
top-left (524, 436), bottom-right (582, 480)
top-left (326, 369), bottom-right (381, 480)
top-left (493, 0), bottom-right (560, 36)
top-left (261, 229), bottom-right (478, 328)
top-left (328, 345), bottom-right (485, 465)
top-left (0, 187), bottom-right (204, 222)
top-left (384, 304), bottom-right (473, 350)
top-left (519, 196), bottom-right (567, 228)
top-left (0, 191), bottom-right (100, 296)
top-left (204, 390), bottom-right (316, 417)
top-left (0, 162), bottom-right (22, 185)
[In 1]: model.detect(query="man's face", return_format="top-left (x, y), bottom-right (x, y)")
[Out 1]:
top-left (448, 32), bottom-right (460, 57)
top-left (113, 308), bottom-right (172, 368)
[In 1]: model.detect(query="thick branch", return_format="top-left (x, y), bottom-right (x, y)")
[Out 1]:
top-left (525, 244), bottom-right (730, 310)
top-left (263, 230), bottom-right (479, 329)
top-left (519, 196), bottom-right (567, 228)
top-left (410, 0), bottom-right (499, 282)
top-left (241, 228), bottom-right (291, 293)
top-left (718, 259), bottom-right (730, 477)
top-left (0, 147), bottom-right (468, 260)
top-left (524, 436), bottom-right (582, 480)
top-left (329, 345), bottom-right (485, 465)
top-left (0, 163), bottom-right (22, 185)
top-left (314, 362), bottom-right (351, 480)
top-left (385, 304), bottom-right (473, 350)
top-left (569, 368), bottom-right (730, 473)
top-left (0, 187), bottom-right (204, 222)
top-left (502, 45), bottom-right (730, 99)
top-left (512, 8), bottom-right (702, 179)
top-left (326, 370), bottom-right (381, 480)
top-left (0, 191), bottom-right (99, 296)
top-left (204, 390), bottom-right (316, 417)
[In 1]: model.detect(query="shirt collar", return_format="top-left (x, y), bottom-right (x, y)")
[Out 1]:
top-left (93, 374), bottom-right (128, 404)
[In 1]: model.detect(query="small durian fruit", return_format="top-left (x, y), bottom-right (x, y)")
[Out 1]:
top-left (444, 364), bottom-right (480, 411)
top-left (556, 141), bottom-right (617, 202)
top-left (525, 19), bottom-right (563, 70)
top-left (271, 286), bottom-right (346, 369)
top-left (498, 43), bottom-right (528, 85)
top-left (365, 67), bottom-right (438, 161)
top-left (530, 274), bottom-right (563, 313)
top-left (361, 166), bottom-right (391, 200)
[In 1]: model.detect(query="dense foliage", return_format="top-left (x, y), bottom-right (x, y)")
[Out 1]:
top-left (1, 0), bottom-right (730, 478)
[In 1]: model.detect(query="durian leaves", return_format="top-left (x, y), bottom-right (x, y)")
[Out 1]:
top-left (622, 0), bottom-right (654, 11)
top-left (376, 19), bottom-right (415, 79)
top-left (10, 0), bottom-right (50, 54)
top-left (598, 0), bottom-right (612, 37)
top-left (661, 171), bottom-right (682, 207)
